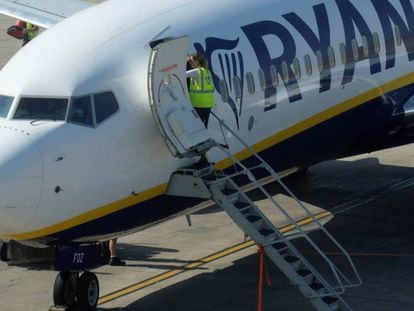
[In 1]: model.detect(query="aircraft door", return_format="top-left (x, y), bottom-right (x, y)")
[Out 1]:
top-left (148, 36), bottom-right (214, 158)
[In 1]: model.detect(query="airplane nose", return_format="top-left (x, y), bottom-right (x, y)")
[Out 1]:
top-left (0, 129), bottom-right (43, 235)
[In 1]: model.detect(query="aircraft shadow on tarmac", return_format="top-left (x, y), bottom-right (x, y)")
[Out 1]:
top-left (112, 244), bottom-right (209, 270)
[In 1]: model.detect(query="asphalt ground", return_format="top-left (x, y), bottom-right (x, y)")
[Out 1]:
top-left (0, 6), bottom-right (414, 311)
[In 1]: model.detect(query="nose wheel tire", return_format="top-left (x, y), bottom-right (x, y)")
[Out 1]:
top-left (53, 271), bottom-right (77, 308)
top-left (77, 272), bottom-right (100, 311)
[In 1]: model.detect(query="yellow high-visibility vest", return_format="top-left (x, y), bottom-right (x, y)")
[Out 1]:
top-left (26, 23), bottom-right (38, 41)
top-left (189, 67), bottom-right (215, 108)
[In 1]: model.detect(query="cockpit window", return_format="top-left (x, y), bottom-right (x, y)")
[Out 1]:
top-left (0, 95), bottom-right (13, 118)
top-left (67, 91), bottom-right (119, 128)
top-left (14, 98), bottom-right (68, 120)
top-left (94, 92), bottom-right (119, 124)
top-left (68, 96), bottom-right (93, 126)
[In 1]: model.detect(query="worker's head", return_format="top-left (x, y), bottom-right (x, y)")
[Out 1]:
top-left (188, 52), bottom-right (208, 69)
top-left (15, 20), bottom-right (25, 28)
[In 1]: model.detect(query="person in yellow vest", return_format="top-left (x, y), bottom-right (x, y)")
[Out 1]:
top-left (21, 21), bottom-right (39, 46)
top-left (186, 52), bottom-right (215, 127)
top-left (186, 52), bottom-right (216, 166)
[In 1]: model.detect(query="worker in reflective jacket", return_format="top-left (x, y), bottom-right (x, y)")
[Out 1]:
top-left (186, 52), bottom-right (215, 127)
top-left (21, 21), bottom-right (39, 46)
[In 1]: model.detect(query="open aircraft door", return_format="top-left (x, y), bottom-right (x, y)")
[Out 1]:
top-left (148, 36), bottom-right (215, 158)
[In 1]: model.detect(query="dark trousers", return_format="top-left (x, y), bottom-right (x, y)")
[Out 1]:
top-left (194, 107), bottom-right (211, 127)
top-left (194, 107), bottom-right (212, 164)
top-left (22, 33), bottom-right (29, 46)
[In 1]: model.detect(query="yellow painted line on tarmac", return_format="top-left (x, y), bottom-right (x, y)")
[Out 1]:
top-left (98, 210), bottom-right (332, 306)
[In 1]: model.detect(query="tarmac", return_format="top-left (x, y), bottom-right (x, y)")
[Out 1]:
top-left (0, 7), bottom-right (414, 311)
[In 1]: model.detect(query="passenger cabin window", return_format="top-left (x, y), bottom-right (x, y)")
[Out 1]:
top-left (0, 95), bottom-right (13, 118)
top-left (93, 92), bottom-right (119, 124)
top-left (362, 36), bottom-right (369, 58)
top-left (270, 65), bottom-right (279, 86)
top-left (246, 72), bottom-right (255, 95)
top-left (304, 54), bottom-right (312, 76)
top-left (14, 98), bottom-right (68, 120)
top-left (232, 76), bottom-right (242, 100)
top-left (327, 46), bottom-right (336, 68)
top-left (373, 32), bottom-right (381, 54)
top-left (281, 62), bottom-right (290, 83)
top-left (293, 58), bottom-right (301, 79)
top-left (395, 25), bottom-right (402, 46)
top-left (219, 80), bottom-right (229, 102)
top-left (352, 39), bottom-right (359, 61)
top-left (68, 96), bottom-right (93, 126)
top-left (316, 51), bottom-right (323, 72)
top-left (339, 43), bottom-right (347, 64)
top-left (258, 68), bottom-right (266, 90)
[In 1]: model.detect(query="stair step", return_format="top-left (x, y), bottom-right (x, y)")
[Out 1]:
top-left (271, 242), bottom-right (288, 253)
top-left (258, 228), bottom-right (274, 237)
top-left (234, 201), bottom-right (251, 210)
top-left (310, 282), bottom-right (327, 295)
top-left (297, 269), bottom-right (314, 284)
top-left (297, 269), bottom-right (312, 277)
top-left (246, 215), bottom-right (262, 223)
top-left (322, 296), bottom-right (340, 310)
top-left (222, 187), bottom-right (237, 195)
top-left (221, 188), bottom-right (239, 201)
top-left (285, 255), bottom-right (301, 270)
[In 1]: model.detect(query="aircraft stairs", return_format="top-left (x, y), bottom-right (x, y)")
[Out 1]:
top-left (167, 114), bottom-right (362, 311)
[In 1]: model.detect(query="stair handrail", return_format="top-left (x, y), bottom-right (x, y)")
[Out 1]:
top-left (220, 156), bottom-right (350, 296)
top-left (231, 174), bottom-right (353, 295)
top-left (210, 112), bottom-right (362, 288)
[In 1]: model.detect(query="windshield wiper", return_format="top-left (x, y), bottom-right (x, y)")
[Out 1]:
top-left (30, 117), bottom-right (57, 125)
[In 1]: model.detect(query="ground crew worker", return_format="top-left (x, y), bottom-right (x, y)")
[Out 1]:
top-left (109, 238), bottom-right (126, 266)
top-left (21, 21), bottom-right (39, 46)
top-left (186, 52), bottom-right (216, 166)
top-left (186, 52), bottom-right (215, 127)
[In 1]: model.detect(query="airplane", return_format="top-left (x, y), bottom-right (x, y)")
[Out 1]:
top-left (0, 0), bottom-right (413, 310)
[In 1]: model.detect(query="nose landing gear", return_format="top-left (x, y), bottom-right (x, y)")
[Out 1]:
top-left (50, 243), bottom-right (103, 311)
top-left (52, 270), bottom-right (99, 311)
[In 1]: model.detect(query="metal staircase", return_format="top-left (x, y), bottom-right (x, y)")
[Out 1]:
top-left (167, 113), bottom-right (361, 311)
